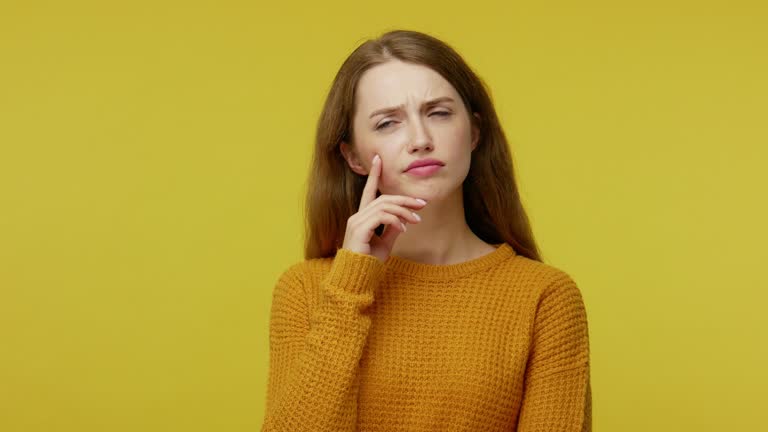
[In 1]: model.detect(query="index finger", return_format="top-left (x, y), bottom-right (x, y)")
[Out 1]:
top-left (359, 153), bottom-right (381, 211)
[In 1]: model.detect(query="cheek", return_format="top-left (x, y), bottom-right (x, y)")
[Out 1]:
top-left (375, 154), bottom-right (407, 193)
top-left (441, 121), bottom-right (469, 142)
top-left (378, 159), bottom-right (399, 190)
top-left (354, 145), bottom-right (380, 173)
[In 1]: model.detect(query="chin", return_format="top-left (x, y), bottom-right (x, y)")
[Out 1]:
top-left (389, 175), bottom-right (461, 198)
top-left (403, 186), bottom-right (453, 203)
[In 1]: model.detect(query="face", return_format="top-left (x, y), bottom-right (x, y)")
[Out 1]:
top-left (340, 60), bottom-right (479, 202)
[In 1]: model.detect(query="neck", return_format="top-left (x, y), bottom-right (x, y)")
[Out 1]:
top-left (390, 187), bottom-right (487, 265)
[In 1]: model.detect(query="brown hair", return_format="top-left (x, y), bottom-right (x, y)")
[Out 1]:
top-left (303, 29), bottom-right (543, 262)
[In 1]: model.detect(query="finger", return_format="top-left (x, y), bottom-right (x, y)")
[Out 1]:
top-left (359, 154), bottom-right (381, 212)
top-left (376, 213), bottom-right (404, 234)
top-left (355, 197), bottom-right (425, 228)
top-left (377, 194), bottom-right (428, 210)
top-left (358, 202), bottom-right (421, 225)
top-left (355, 211), bottom-right (401, 242)
top-left (378, 219), bottom-right (404, 250)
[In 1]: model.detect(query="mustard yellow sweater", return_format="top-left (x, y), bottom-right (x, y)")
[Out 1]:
top-left (261, 243), bottom-right (591, 431)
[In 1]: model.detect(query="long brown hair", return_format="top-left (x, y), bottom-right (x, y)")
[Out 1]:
top-left (303, 29), bottom-right (543, 262)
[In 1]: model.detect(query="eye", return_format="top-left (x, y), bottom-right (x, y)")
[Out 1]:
top-left (431, 111), bottom-right (451, 117)
top-left (375, 112), bottom-right (451, 131)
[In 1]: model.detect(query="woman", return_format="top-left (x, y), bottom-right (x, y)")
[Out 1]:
top-left (261, 29), bottom-right (591, 432)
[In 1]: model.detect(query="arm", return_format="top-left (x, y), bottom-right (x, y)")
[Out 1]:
top-left (260, 248), bottom-right (386, 432)
top-left (517, 273), bottom-right (592, 432)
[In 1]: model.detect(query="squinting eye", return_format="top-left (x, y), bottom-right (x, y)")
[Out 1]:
top-left (376, 112), bottom-right (451, 131)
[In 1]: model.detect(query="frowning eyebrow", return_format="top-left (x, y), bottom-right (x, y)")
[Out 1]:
top-left (368, 96), bottom-right (455, 119)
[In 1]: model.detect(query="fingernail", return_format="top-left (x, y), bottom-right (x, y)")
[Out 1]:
top-left (415, 198), bottom-right (427, 205)
top-left (412, 212), bottom-right (421, 221)
top-left (401, 222), bottom-right (407, 232)
top-left (373, 154), bottom-right (380, 164)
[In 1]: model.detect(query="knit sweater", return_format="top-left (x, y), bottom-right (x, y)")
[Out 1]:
top-left (261, 242), bottom-right (591, 431)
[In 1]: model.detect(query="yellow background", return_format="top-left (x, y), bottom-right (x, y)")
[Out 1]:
top-left (1, 1), bottom-right (766, 430)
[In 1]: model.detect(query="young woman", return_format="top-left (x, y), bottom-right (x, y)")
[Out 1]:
top-left (261, 29), bottom-right (591, 432)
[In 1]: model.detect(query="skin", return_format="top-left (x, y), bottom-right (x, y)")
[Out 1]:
top-left (340, 59), bottom-right (497, 265)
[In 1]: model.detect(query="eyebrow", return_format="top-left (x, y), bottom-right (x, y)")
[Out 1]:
top-left (368, 96), bottom-right (455, 119)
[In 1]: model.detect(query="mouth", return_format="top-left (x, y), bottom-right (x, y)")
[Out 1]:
top-left (404, 158), bottom-right (445, 173)
top-left (404, 164), bottom-right (443, 177)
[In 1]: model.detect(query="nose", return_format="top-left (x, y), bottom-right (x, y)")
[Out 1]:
top-left (407, 116), bottom-right (433, 153)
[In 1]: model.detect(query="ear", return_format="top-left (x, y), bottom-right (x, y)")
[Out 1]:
top-left (470, 112), bottom-right (481, 151)
top-left (339, 140), bottom-right (368, 175)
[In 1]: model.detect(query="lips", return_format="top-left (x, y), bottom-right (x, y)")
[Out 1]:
top-left (405, 158), bottom-right (445, 172)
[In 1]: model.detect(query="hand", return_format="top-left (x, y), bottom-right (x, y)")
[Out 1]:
top-left (341, 154), bottom-right (427, 262)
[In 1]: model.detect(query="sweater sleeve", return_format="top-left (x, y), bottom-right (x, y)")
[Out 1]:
top-left (260, 248), bottom-right (386, 432)
top-left (517, 273), bottom-right (592, 432)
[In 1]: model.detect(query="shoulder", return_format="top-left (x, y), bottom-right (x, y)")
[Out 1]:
top-left (272, 254), bottom-right (336, 295)
top-left (510, 253), bottom-right (585, 303)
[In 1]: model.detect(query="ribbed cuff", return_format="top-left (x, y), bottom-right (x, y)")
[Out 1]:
top-left (325, 248), bottom-right (386, 295)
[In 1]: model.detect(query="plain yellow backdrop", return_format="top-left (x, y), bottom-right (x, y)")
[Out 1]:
top-left (1, 1), bottom-right (766, 430)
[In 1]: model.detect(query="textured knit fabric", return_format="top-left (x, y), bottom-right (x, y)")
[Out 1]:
top-left (261, 242), bottom-right (591, 432)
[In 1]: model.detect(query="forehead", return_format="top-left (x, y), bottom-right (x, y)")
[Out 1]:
top-left (355, 60), bottom-right (458, 111)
